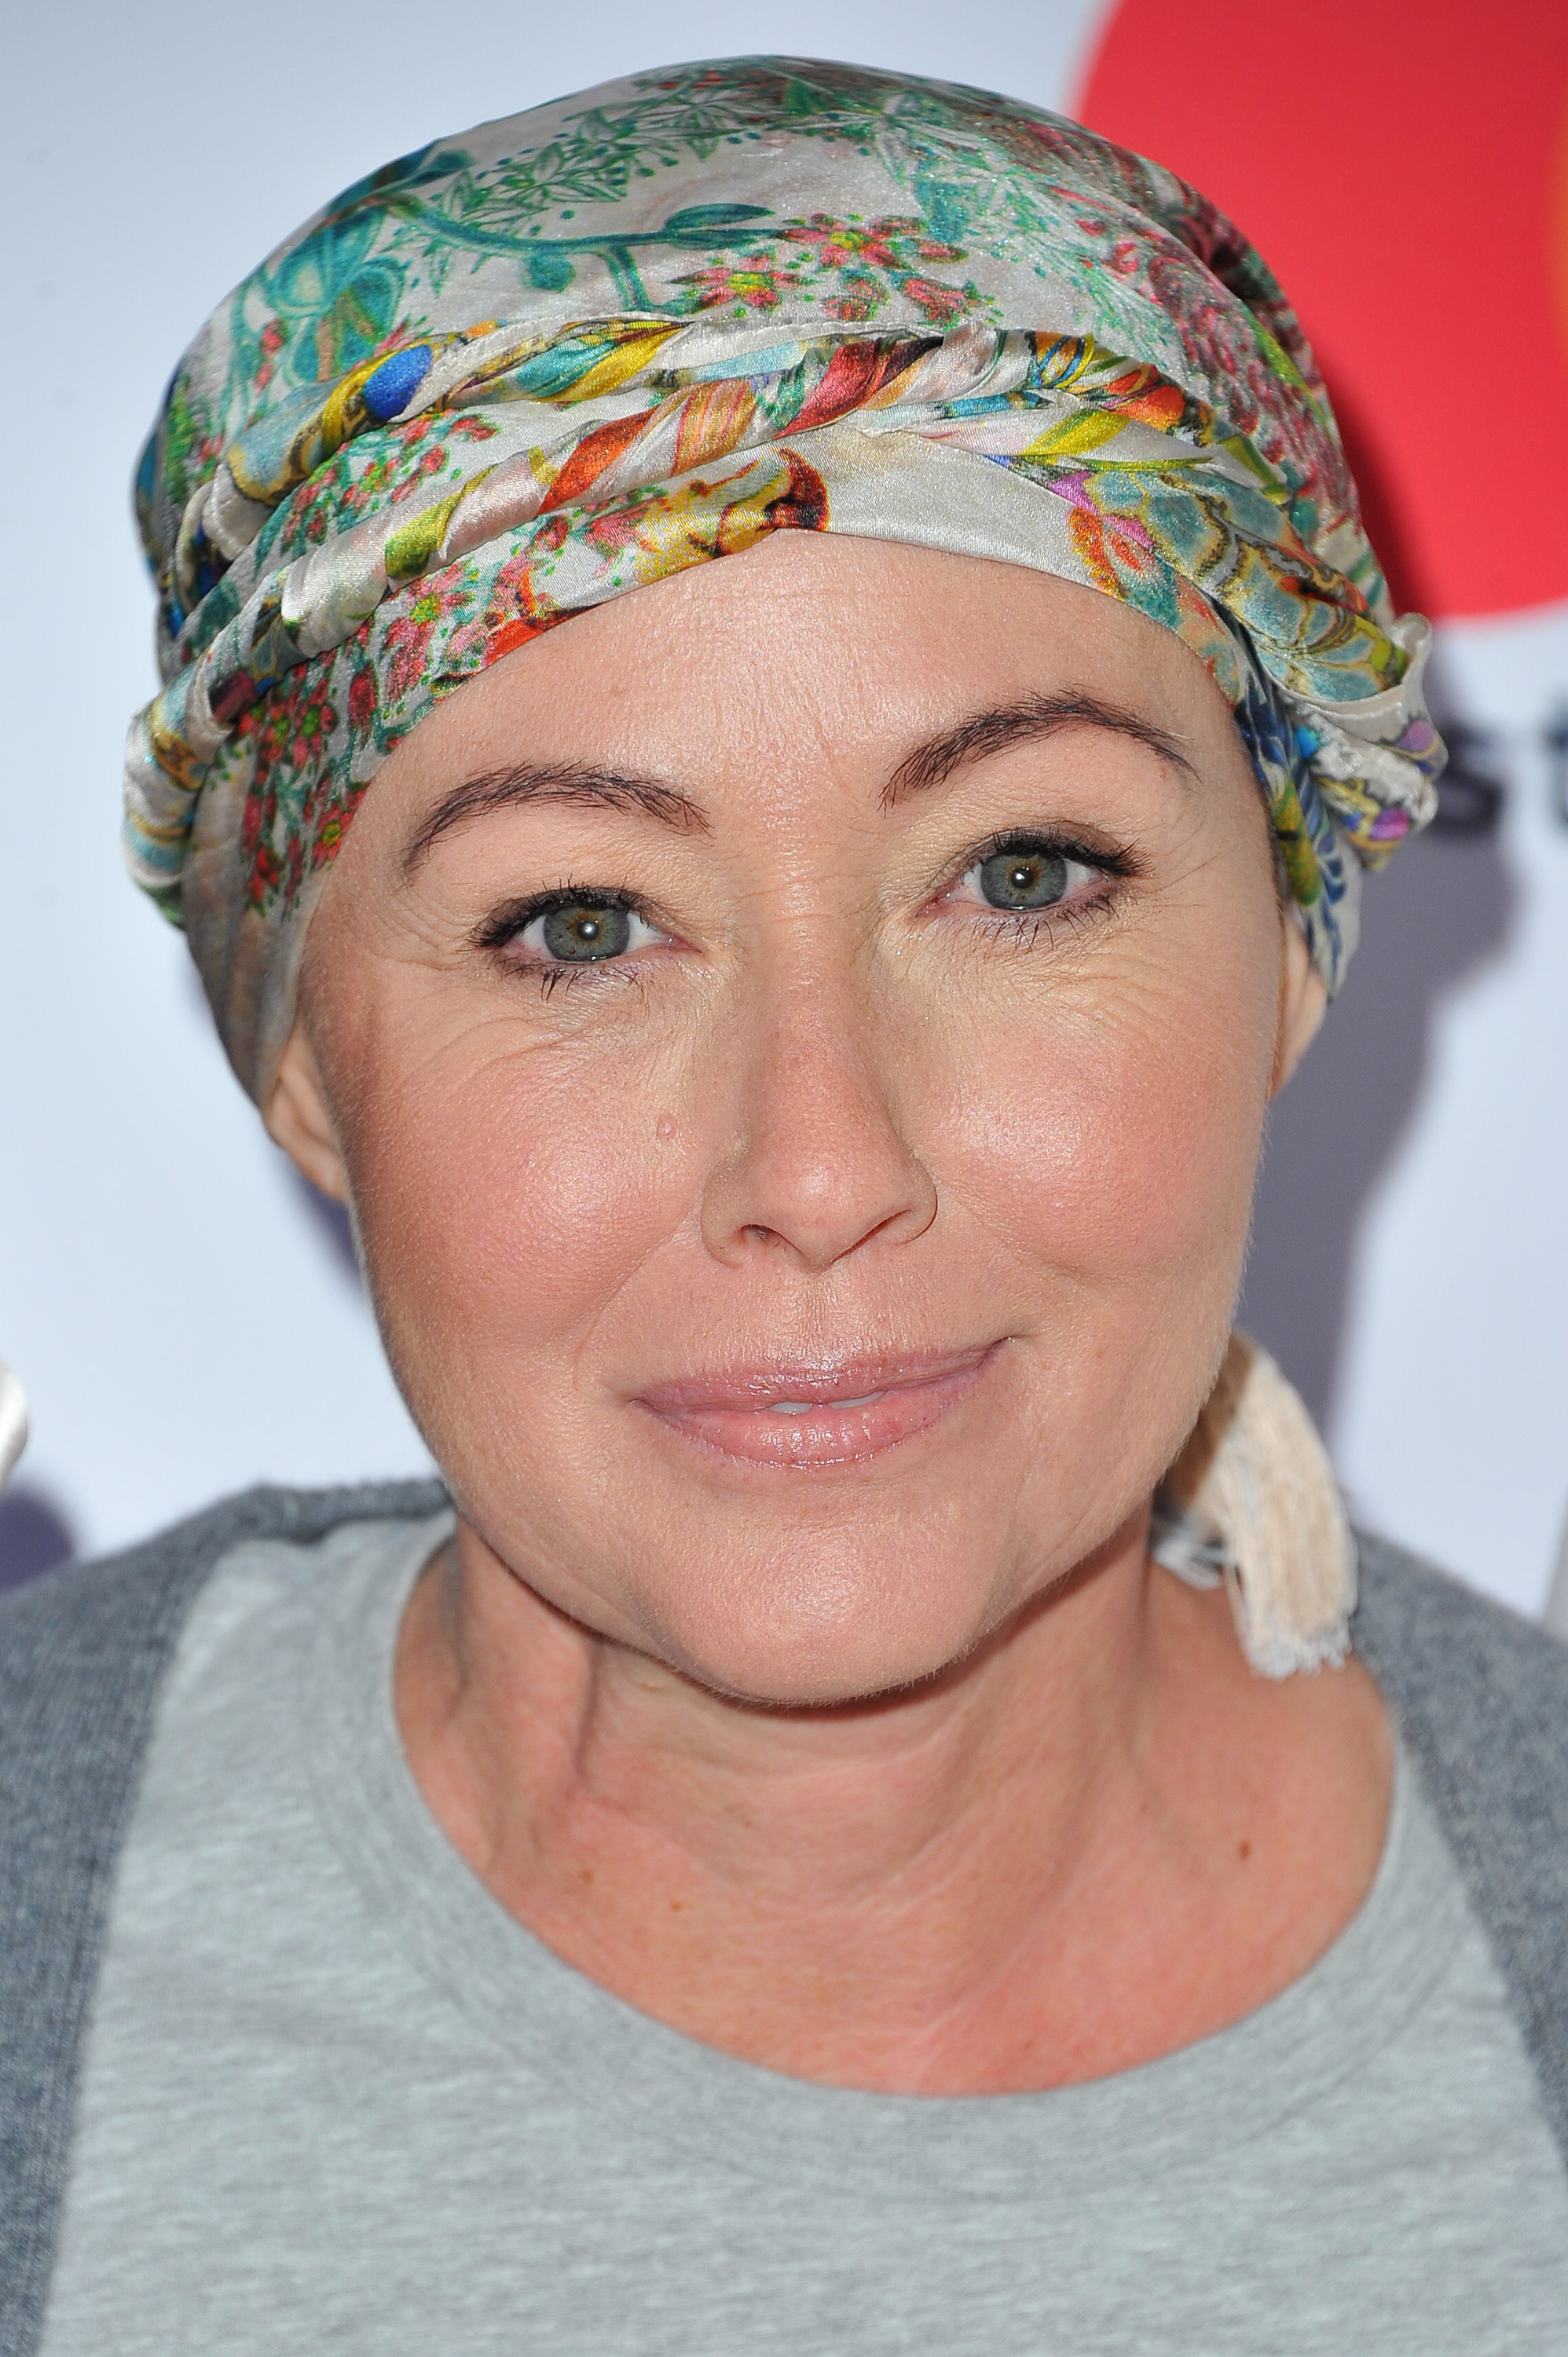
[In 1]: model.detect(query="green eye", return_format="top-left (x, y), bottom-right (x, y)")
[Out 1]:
top-left (976, 846), bottom-right (1069, 911)
top-left (496, 893), bottom-right (669, 972)
top-left (539, 903), bottom-right (633, 961)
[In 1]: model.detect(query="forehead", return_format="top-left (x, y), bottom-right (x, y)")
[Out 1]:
top-left (392, 534), bottom-right (1234, 792)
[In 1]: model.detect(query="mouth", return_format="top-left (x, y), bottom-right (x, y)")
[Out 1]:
top-left (633, 1342), bottom-right (1003, 1468)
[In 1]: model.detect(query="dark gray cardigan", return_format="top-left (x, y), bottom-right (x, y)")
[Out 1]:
top-left (2, 1484), bottom-right (1568, 2352)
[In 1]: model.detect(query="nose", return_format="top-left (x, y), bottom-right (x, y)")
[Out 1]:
top-left (699, 961), bottom-right (939, 1274)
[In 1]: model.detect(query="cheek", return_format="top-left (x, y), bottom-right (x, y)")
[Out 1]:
top-left (346, 1019), bottom-right (696, 1388)
top-left (924, 944), bottom-right (1275, 1303)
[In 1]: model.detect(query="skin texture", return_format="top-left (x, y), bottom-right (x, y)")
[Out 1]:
top-left (268, 533), bottom-right (1387, 2094)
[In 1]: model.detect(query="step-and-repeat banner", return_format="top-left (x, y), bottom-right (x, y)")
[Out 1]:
top-left (3, 0), bottom-right (1564, 1611)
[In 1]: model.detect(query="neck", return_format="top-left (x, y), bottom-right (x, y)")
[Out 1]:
top-left (395, 1509), bottom-right (1389, 2093)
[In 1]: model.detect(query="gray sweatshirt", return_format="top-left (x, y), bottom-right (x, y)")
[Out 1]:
top-left (3, 1486), bottom-right (1568, 2355)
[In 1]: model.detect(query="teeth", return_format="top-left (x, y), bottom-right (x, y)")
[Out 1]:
top-left (766, 1391), bottom-right (881, 1414)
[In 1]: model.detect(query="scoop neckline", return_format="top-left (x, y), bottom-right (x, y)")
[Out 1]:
top-left (302, 1508), bottom-right (1467, 2208)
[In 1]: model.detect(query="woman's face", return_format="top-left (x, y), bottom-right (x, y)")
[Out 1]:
top-left (280, 534), bottom-right (1317, 1704)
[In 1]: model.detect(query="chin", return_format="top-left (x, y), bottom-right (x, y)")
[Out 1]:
top-left (627, 1526), bottom-right (1025, 1710)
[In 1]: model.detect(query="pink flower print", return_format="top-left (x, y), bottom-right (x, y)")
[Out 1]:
top-left (240, 766), bottom-right (264, 860)
top-left (347, 667), bottom-right (377, 733)
top-left (383, 603), bottom-right (439, 702)
top-left (313, 808), bottom-right (347, 870)
top-left (386, 441), bottom-right (451, 508)
top-left (248, 835), bottom-right (282, 908)
top-left (677, 252), bottom-right (803, 313)
top-left (897, 277), bottom-right (973, 325)
top-left (782, 217), bottom-right (962, 274)
top-left (782, 216), bottom-right (905, 272)
top-left (439, 618), bottom-right (489, 674)
top-left (256, 318), bottom-right (287, 394)
top-left (529, 515), bottom-right (571, 560)
top-left (823, 275), bottom-right (883, 324)
top-left (586, 509), bottom-right (648, 557)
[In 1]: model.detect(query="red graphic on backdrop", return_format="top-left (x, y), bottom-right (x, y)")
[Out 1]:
top-left (1076, 0), bottom-right (1568, 621)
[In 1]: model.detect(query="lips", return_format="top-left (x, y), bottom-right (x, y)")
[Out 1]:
top-left (633, 1343), bottom-right (1001, 1467)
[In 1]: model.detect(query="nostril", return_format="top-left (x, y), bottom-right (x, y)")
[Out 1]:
top-left (699, 1086), bottom-right (940, 1273)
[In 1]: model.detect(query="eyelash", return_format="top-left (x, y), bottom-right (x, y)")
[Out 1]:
top-left (937, 829), bottom-right (1136, 935)
top-left (973, 827), bottom-right (1136, 878)
top-left (474, 889), bottom-right (671, 993)
top-left (475, 833), bottom-right (1138, 990)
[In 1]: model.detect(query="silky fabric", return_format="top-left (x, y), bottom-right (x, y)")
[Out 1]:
top-left (124, 57), bottom-right (1445, 1101)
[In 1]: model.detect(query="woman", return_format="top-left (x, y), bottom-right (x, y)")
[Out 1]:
top-left (5, 56), bottom-right (1568, 2354)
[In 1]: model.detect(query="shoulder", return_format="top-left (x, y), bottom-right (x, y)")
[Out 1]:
top-left (1353, 1530), bottom-right (1568, 2163)
top-left (0, 1475), bottom-right (449, 1702)
top-left (1354, 1529), bottom-right (1568, 1804)
top-left (0, 1477), bottom-right (448, 2344)
top-left (0, 1468), bottom-right (449, 1918)
top-left (0, 1475), bottom-right (450, 1835)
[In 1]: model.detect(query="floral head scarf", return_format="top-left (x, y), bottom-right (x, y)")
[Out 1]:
top-left (126, 57), bottom-right (1444, 1102)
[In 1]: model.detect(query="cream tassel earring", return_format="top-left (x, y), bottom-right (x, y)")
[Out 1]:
top-left (1150, 1332), bottom-right (1357, 1678)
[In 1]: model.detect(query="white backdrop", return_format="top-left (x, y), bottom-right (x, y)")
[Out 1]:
top-left (4, 0), bottom-right (1566, 1614)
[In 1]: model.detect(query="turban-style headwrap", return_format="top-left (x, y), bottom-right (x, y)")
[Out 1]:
top-left (126, 57), bottom-right (1445, 1103)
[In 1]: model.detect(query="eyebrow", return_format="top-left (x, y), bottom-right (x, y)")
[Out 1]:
top-left (405, 690), bottom-right (1195, 870)
top-left (881, 692), bottom-right (1197, 809)
top-left (404, 761), bottom-right (709, 871)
